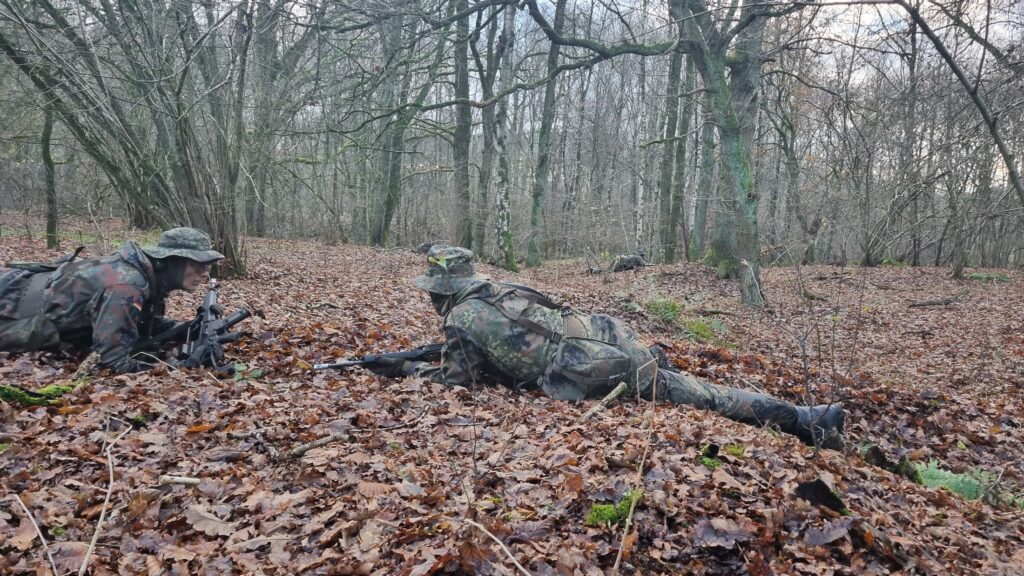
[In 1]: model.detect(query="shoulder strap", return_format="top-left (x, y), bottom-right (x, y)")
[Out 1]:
top-left (485, 287), bottom-right (565, 344)
top-left (497, 282), bottom-right (566, 311)
top-left (6, 246), bottom-right (85, 274)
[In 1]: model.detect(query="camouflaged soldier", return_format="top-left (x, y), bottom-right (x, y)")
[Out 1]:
top-left (375, 245), bottom-right (845, 450)
top-left (611, 252), bottom-right (648, 272)
top-left (0, 227), bottom-right (223, 373)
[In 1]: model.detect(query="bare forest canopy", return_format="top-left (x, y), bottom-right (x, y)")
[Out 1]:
top-left (0, 0), bottom-right (1022, 302)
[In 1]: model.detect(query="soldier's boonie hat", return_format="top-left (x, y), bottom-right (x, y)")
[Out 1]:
top-left (412, 245), bottom-right (489, 295)
top-left (141, 227), bottom-right (224, 264)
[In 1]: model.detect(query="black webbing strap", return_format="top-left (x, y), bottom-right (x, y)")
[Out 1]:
top-left (497, 282), bottom-right (565, 311)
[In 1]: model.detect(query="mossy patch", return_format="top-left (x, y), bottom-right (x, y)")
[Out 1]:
top-left (681, 318), bottom-right (730, 346)
top-left (700, 455), bottom-right (722, 468)
top-left (699, 444), bottom-right (722, 468)
top-left (724, 444), bottom-right (745, 457)
top-left (584, 489), bottom-right (642, 527)
top-left (0, 377), bottom-right (89, 407)
top-left (701, 248), bottom-right (740, 279)
top-left (0, 442), bottom-right (10, 454)
top-left (916, 460), bottom-right (988, 500)
top-left (912, 460), bottom-right (1024, 509)
top-left (968, 272), bottom-right (1010, 283)
top-left (644, 296), bottom-right (683, 323)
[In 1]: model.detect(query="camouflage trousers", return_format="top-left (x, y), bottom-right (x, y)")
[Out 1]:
top-left (647, 369), bottom-right (800, 433)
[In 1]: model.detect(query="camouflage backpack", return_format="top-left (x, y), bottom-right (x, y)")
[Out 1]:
top-left (484, 283), bottom-right (634, 402)
top-left (538, 336), bottom-right (632, 402)
top-left (0, 247), bottom-right (83, 319)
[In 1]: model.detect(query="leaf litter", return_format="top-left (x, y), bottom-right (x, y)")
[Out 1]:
top-left (1, 227), bottom-right (1023, 574)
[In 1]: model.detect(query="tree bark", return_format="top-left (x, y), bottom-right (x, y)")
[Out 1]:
top-left (493, 2), bottom-right (518, 271)
top-left (453, 0), bottom-right (473, 249)
top-left (526, 0), bottom-right (567, 267)
top-left (42, 105), bottom-right (58, 249)
top-left (689, 105), bottom-right (715, 261)
top-left (657, 44), bottom-right (684, 263)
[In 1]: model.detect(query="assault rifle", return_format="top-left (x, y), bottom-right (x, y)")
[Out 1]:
top-left (313, 342), bottom-right (443, 371)
top-left (135, 280), bottom-right (250, 373)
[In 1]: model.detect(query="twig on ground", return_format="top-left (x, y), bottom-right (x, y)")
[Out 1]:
top-left (158, 475), bottom-right (201, 486)
top-left (582, 381), bottom-right (628, 420)
top-left (465, 519), bottom-right (532, 576)
top-left (282, 431), bottom-right (354, 460)
top-left (10, 494), bottom-right (58, 576)
top-left (613, 366), bottom-right (658, 572)
top-left (254, 431), bottom-right (279, 460)
top-left (908, 289), bottom-right (968, 308)
top-left (79, 417), bottom-right (133, 576)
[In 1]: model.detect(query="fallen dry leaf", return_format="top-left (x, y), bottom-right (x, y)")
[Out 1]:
top-left (185, 505), bottom-right (237, 537)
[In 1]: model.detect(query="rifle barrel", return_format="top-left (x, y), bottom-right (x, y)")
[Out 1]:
top-left (222, 308), bottom-right (251, 329)
top-left (313, 360), bottom-right (364, 370)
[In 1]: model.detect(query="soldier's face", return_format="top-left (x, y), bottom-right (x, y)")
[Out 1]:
top-left (428, 292), bottom-right (452, 315)
top-left (182, 261), bottom-right (211, 292)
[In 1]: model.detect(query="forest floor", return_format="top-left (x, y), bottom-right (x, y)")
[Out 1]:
top-left (1, 218), bottom-right (1023, 575)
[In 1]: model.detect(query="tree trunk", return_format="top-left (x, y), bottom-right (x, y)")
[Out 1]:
top-left (526, 0), bottom-right (567, 267)
top-left (689, 106), bottom-right (715, 261)
top-left (691, 46), bottom-right (765, 303)
top-left (493, 1), bottom-right (517, 271)
top-left (672, 57), bottom-right (695, 263)
top-left (453, 0), bottom-right (473, 249)
top-left (657, 45), bottom-right (684, 263)
top-left (42, 105), bottom-right (58, 249)
top-left (369, 14), bottom-right (450, 246)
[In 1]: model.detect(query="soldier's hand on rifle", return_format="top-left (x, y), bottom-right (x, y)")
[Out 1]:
top-left (168, 319), bottom-right (192, 337)
top-left (365, 357), bottom-right (415, 378)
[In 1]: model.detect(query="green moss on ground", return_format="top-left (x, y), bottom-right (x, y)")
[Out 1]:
top-left (584, 489), bottom-right (643, 527)
top-left (0, 377), bottom-right (89, 407)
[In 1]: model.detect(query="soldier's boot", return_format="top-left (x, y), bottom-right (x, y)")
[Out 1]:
top-left (794, 404), bottom-right (846, 451)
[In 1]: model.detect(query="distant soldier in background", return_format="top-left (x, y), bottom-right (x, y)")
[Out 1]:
top-left (371, 245), bottom-right (845, 449)
top-left (0, 228), bottom-right (223, 373)
top-left (611, 252), bottom-right (648, 272)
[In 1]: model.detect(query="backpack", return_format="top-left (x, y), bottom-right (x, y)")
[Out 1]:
top-left (483, 283), bottom-right (634, 402)
top-left (0, 247), bottom-right (84, 319)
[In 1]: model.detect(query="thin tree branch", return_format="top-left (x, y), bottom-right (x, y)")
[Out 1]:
top-left (10, 494), bottom-right (59, 576)
top-left (465, 519), bottom-right (532, 576)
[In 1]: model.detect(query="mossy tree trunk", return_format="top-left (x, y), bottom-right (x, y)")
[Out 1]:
top-left (679, 0), bottom-right (768, 305)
